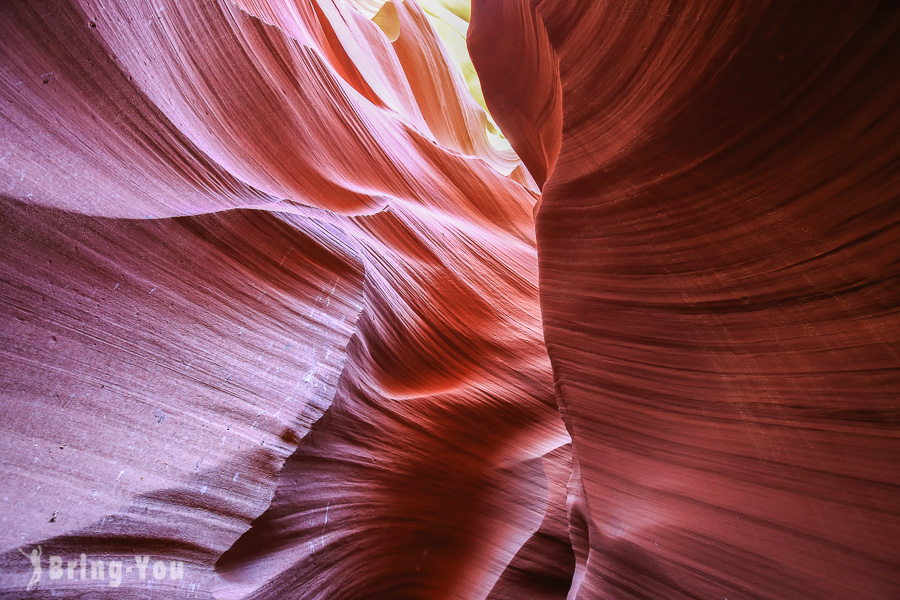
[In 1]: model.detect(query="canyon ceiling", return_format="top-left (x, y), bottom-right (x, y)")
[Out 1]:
top-left (0, 0), bottom-right (898, 598)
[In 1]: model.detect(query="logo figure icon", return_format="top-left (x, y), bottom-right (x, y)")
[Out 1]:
top-left (18, 546), bottom-right (42, 591)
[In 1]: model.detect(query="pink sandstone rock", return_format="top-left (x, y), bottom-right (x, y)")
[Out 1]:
top-left (471, 0), bottom-right (899, 597)
top-left (0, 0), bottom-right (896, 598)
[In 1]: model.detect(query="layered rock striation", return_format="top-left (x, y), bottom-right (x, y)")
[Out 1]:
top-left (0, 0), bottom-right (897, 598)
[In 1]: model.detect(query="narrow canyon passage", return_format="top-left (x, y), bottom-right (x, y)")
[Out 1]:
top-left (0, 0), bottom-right (898, 599)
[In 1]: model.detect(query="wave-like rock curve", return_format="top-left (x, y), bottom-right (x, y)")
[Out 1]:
top-left (0, 0), bottom-right (897, 598)
top-left (470, 0), bottom-right (899, 598)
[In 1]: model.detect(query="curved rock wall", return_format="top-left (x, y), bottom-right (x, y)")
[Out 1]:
top-left (470, 0), bottom-right (900, 598)
top-left (0, 0), bottom-right (897, 598)
top-left (0, 0), bottom-right (568, 597)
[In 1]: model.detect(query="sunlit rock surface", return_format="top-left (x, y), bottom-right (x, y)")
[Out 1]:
top-left (0, 0), bottom-right (567, 597)
top-left (0, 0), bottom-right (897, 598)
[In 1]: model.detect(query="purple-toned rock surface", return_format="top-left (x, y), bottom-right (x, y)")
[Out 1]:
top-left (0, 0), bottom-right (897, 598)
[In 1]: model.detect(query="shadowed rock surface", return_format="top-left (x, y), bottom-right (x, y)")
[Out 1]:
top-left (472, 1), bottom-right (899, 598)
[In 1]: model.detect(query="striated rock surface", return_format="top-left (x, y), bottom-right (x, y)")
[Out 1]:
top-left (0, 0), bottom-right (897, 598)
top-left (471, 0), bottom-right (900, 598)
top-left (1, 0), bottom-right (568, 597)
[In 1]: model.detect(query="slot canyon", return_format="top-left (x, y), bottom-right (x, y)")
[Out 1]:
top-left (0, 0), bottom-right (898, 598)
